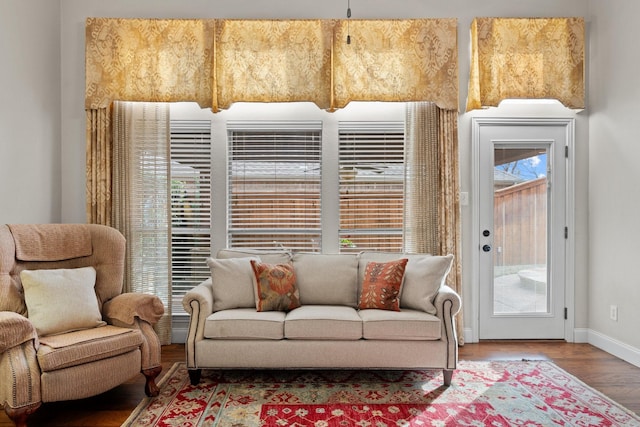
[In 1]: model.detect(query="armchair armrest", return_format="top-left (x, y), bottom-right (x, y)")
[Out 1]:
top-left (102, 293), bottom-right (164, 327)
top-left (0, 312), bottom-right (42, 422)
top-left (102, 294), bottom-right (164, 392)
top-left (0, 311), bottom-right (38, 353)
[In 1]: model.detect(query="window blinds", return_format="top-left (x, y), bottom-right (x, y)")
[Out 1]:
top-left (170, 120), bottom-right (212, 313)
top-left (227, 121), bottom-right (322, 252)
top-left (338, 122), bottom-right (405, 252)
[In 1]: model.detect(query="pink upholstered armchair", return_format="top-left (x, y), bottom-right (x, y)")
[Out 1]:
top-left (0, 224), bottom-right (164, 427)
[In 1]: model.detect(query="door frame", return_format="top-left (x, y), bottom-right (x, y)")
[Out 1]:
top-left (470, 117), bottom-right (575, 342)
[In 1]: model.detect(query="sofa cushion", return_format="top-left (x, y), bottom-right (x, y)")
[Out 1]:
top-left (358, 252), bottom-right (454, 314)
top-left (251, 261), bottom-right (301, 312)
top-left (206, 257), bottom-right (258, 311)
top-left (20, 266), bottom-right (106, 336)
top-left (284, 305), bottom-right (362, 340)
top-left (400, 254), bottom-right (454, 314)
top-left (359, 309), bottom-right (441, 340)
top-left (217, 248), bottom-right (292, 265)
top-left (358, 258), bottom-right (408, 311)
top-left (292, 253), bottom-right (359, 307)
top-left (204, 308), bottom-right (285, 340)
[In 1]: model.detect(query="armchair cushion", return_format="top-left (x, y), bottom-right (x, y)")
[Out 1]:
top-left (102, 293), bottom-right (164, 326)
top-left (36, 327), bottom-right (143, 372)
top-left (20, 266), bottom-right (106, 336)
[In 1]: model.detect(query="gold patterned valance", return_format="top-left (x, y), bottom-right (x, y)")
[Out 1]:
top-left (86, 18), bottom-right (216, 109)
top-left (86, 18), bottom-right (459, 111)
top-left (214, 20), bottom-right (334, 111)
top-left (333, 19), bottom-right (458, 110)
top-left (466, 18), bottom-right (584, 111)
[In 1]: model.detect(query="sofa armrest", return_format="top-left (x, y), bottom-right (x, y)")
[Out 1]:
top-left (102, 293), bottom-right (164, 326)
top-left (0, 311), bottom-right (38, 353)
top-left (434, 285), bottom-right (461, 318)
top-left (182, 279), bottom-right (213, 368)
top-left (433, 285), bottom-right (461, 370)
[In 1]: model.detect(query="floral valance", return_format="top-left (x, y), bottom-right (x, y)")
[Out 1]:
top-left (333, 19), bottom-right (458, 109)
top-left (466, 17), bottom-right (584, 111)
top-left (85, 18), bottom-right (458, 111)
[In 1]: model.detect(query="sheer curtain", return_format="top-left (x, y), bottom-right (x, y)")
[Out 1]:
top-left (404, 102), bottom-right (463, 345)
top-left (112, 101), bottom-right (172, 345)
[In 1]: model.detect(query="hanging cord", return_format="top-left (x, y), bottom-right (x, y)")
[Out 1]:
top-left (346, 0), bottom-right (351, 44)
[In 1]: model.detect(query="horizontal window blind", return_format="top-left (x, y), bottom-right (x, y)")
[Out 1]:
top-left (228, 121), bottom-right (322, 252)
top-left (339, 121), bottom-right (405, 253)
top-left (170, 120), bottom-right (212, 314)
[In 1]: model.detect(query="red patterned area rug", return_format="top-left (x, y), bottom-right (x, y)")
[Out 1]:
top-left (123, 361), bottom-right (640, 426)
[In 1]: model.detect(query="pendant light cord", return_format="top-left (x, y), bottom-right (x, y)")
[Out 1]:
top-left (346, 0), bottom-right (351, 44)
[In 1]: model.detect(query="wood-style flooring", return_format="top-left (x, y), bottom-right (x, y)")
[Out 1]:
top-left (1, 341), bottom-right (639, 426)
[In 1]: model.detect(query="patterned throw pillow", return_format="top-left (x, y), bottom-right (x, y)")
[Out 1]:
top-left (250, 260), bottom-right (301, 312)
top-left (358, 258), bottom-right (408, 311)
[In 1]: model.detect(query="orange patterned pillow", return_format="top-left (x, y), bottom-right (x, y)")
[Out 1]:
top-left (358, 258), bottom-right (408, 311)
top-left (250, 260), bottom-right (301, 312)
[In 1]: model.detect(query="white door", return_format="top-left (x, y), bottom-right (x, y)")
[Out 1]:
top-left (473, 118), bottom-right (572, 339)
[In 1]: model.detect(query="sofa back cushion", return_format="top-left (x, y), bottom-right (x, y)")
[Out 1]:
top-left (207, 257), bottom-right (258, 311)
top-left (359, 252), bottom-right (454, 314)
top-left (292, 253), bottom-right (359, 307)
top-left (216, 249), bottom-right (292, 265)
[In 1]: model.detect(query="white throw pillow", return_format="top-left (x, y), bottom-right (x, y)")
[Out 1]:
top-left (20, 266), bottom-right (106, 336)
top-left (207, 257), bottom-right (259, 311)
top-left (400, 254), bottom-right (454, 314)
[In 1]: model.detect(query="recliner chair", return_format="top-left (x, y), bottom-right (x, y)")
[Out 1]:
top-left (0, 224), bottom-right (164, 427)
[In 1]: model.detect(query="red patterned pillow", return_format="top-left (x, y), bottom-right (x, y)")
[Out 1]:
top-left (250, 260), bottom-right (301, 312)
top-left (358, 258), bottom-right (408, 311)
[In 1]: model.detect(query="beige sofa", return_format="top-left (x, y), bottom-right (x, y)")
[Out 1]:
top-left (183, 249), bottom-right (461, 386)
top-left (0, 224), bottom-right (164, 427)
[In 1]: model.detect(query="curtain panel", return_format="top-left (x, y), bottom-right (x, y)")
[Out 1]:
top-left (466, 17), bottom-right (585, 111)
top-left (86, 107), bottom-right (112, 225)
top-left (85, 18), bottom-right (458, 112)
top-left (404, 103), bottom-right (463, 345)
top-left (112, 101), bottom-right (172, 345)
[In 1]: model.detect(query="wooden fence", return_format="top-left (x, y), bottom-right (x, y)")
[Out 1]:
top-left (493, 177), bottom-right (547, 268)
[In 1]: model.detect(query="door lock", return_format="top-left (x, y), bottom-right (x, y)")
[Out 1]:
top-left (482, 244), bottom-right (491, 252)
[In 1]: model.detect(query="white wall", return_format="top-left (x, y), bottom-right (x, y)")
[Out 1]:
top-left (57, 0), bottom-right (592, 341)
top-left (0, 0), bottom-right (61, 223)
top-left (587, 0), bottom-right (640, 357)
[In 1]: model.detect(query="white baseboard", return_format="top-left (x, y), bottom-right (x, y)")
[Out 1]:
top-left (573, 328), bottom-right (589, 343)
top-left (463, 328), bottom-right (476, 344)
top-left (587, 329), bottom-right (640, 368)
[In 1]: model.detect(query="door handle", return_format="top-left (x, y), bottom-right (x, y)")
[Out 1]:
top-left (482, 244), bottom-right (491, 252)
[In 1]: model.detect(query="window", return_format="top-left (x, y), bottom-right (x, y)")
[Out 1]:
top-left (338, 122), bottom-right (405, 252)
top-left (227, 121), bottom-right (322, 252)
top-left (168, 102), bottom-right (406, 314)
top-left (170, 120), bottom-right (212, 311)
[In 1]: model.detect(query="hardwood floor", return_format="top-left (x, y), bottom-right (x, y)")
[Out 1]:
top-left (1, 342), bottom-right (639, 426)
